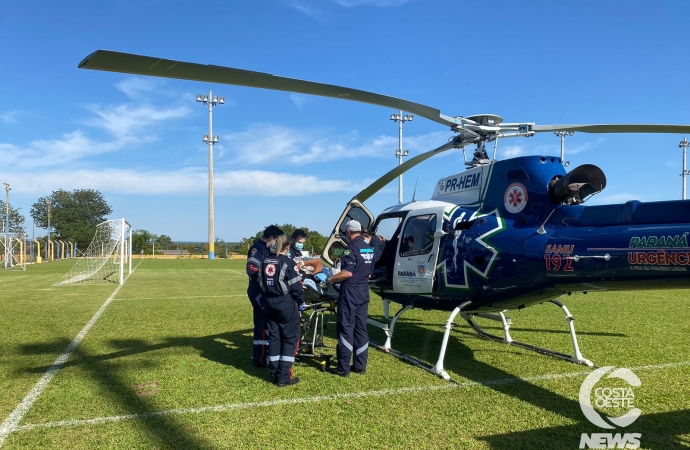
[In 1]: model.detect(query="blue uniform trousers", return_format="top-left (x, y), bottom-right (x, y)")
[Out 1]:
top-left (247, 286), bottom-right (268, 367)
top-left (262, 294), bottom-right (300, 384)
top-left (336, 283), bottom-right (370, 374)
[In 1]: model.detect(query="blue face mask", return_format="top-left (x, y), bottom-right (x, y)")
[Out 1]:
top-left (295, 242), bottom-right (304, 251)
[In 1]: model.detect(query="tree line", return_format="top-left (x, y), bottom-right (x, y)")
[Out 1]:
top-left (4, 190), bottom-right (329, 257)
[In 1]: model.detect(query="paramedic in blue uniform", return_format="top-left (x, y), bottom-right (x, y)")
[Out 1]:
top-left (327, 219), bottom-right (374, 376)
top-left (259, 234), bottom-right (304, 387)
top-left (246, 225), bottom-right (283, 368)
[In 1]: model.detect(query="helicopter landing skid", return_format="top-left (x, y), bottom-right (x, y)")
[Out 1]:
top-left (370, 299), bottom-right (593, 381)
top-left (461, 299), bottom-right (594, 368)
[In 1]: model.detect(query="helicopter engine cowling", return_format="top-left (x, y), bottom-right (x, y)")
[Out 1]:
top-left (549, 164), bottom-right (606, 205)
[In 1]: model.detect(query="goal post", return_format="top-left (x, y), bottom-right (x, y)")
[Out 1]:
top-left (55, 218), bottom-right (132, 286)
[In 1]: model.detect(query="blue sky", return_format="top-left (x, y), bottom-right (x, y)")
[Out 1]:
top-left (1, 0), bottom-right (689, 243)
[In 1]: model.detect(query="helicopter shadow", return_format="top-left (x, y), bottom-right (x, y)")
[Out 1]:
top-left (378, 320), bottom-right (591, 424)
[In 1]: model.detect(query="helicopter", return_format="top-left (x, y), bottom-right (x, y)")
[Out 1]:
top-left (78, 50), bottom-right (690, 380)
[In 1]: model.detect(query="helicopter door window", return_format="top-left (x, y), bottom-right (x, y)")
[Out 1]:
top-left (400, 214), bottom-right (437, 257)
top-left (338, 207), bottom-right (372, 242)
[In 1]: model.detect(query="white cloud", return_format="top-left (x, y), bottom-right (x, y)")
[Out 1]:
top-left (0, 103), bottom-right (192, 170)
top-left (283, 0), bottom-right (329, 21)
top-left (0, 111), bottom-right (20, 124)
top-left (0, 131), bottom-right (120, 169)
top-left (115, 77), bottom-right (158, 100)
top-left (7, 167), bottom-right (369, 196)
top-left (224, 124), bottom-right (451, 166)
top-left (499, 145), bottom-right (525, 158)
top-left (565, 137), bottom-right (605, 155)
top-left (283, 0), bottom-right (411, 20)
top-left (81, 103), bottom-right (191, 141)
top-left (332, 0), bottom-right (412, 6)
top-left (290, 94), bottom-right (311, 110)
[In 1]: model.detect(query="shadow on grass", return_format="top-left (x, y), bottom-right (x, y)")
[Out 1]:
top-left (21, 329), bottom-right (272, 383)
top-left (371, 318), bottom-right (592, 423)
top-left (18, 330), bottom-right (280, 447)
top-left (477, 408), bottom-right (690, 450)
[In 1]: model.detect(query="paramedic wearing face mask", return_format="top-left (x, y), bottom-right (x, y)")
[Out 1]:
top-left (287, 229), bottom-right (307, 262)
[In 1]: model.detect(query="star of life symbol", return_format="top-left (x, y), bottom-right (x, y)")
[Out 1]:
top-left (264, 263), bottom-right (276, 276)
top-left (504, 182), bottom-right (528, 214)
top-left (578, 366), bottom-right (642, 449)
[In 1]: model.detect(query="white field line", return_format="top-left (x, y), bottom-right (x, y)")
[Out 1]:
top-left (12, 361), bottom-right (689, 433)
top-left (227, 269), bottom-right (247, 277)
top-left (113, 295), bottom-right (246, 301)
top-left (0, 260), bottom-right (143, 447)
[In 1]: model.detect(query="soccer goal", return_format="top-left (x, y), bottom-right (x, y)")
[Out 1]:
top-left (55, 218), bottom-right (132, 286)
top-left (0, 232), bottom-right (27, 271)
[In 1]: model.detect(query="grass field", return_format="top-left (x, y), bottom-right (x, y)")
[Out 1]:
top-left (0, 258), bottom-right (688, 449)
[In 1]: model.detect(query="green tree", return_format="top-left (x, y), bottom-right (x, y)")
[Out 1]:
top-left (30, 189), bottom-right (112, 248)
top-left (158, 235), bottom-right (174, 250)
top-left (132, 229), bottom-right (156, 254)
top-left (0, 200), bottom-right (26, 234)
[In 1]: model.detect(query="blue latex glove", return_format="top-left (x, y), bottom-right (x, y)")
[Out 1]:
top-left (315, 273), bottom-right (327, 283)
top-left (299, 302), bottom-right (308, 311)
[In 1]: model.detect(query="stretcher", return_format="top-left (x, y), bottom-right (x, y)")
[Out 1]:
top-left (296, 283), bottom-right (338, 372)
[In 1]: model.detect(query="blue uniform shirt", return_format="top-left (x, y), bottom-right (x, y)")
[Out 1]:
top-left (341, 235), bottom-right (374, 285)
top-left (246, 239), bottom-right (270, 295)
top-left (259, 254), bottom-right (305, 304)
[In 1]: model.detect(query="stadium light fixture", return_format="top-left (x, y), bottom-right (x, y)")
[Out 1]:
top-left (680, 137), bottom-right (689, 200)
top-left (390, 111), bottom-right (414, 204)
top-left (196, 89), bottom-right (224, 260)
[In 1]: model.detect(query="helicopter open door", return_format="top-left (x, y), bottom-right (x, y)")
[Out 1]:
top-left (393, 206), bottom-right (445, 294)
top-left (321, 199), bottom-right (375, 267)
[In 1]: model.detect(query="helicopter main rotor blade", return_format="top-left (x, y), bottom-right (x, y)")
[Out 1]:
top-left (355, 140), bottom-right (458, 203)
top-left (78, 50), bottom-right (458, 128)
top-left (532, 124), bottom-right (690, 134)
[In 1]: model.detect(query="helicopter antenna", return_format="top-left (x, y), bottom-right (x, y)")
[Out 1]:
top-left (411, 177), bottom-right (418, 202)
top-left (537, 209), bottom-right (557, 235)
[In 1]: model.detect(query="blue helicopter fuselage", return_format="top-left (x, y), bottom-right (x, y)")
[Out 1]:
top-left (370, 155), bottom-right (690, 312)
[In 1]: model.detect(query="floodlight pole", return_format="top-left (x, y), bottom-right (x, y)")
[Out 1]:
top-left (46, 199), bottom-right (51, 261)
top-left (3, 183), bottom-right (10, 269)
top-left (680, 137), bottom-right (689, 200)
top-left (390, 111), bottom-right (413, 204)
top-left (196, 89), bottom-right (224, 260)
top-left (554, 131), bottom-right (574, 165)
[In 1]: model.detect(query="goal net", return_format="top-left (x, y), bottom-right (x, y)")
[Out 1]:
top-left (0, 232), bottom-right (27, 271)
top-left (55, 218), bottom-right (132, 286)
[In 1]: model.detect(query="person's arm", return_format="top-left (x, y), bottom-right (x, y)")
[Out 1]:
top-left (328, 248), bottom-right (355, 283)
top-left (286, 263), bottom-right (305, 304)
top-left (327, 269), bottom-right (352, 284)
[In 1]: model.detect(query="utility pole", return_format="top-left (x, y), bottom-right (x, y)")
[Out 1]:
top-left (554, 131), bottom-right (574, 166)
top-left (196, 90), bottom-right (224, 260)
top-left (680, 137), bottom-right (689, 200)
top-left (46, 199), bottom-right (51, 261)
top-left (390, 111), bottom-right (413, 204)
top-left (3, 183), bottom-right (10, 269)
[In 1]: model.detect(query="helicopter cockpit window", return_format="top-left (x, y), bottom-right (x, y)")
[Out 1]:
top-left (328, 241), bottom-right (347, 265)
top-left (339, 207), bottom-right (372, 242)
top-left (400, 214), bottom-right (437, 257)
